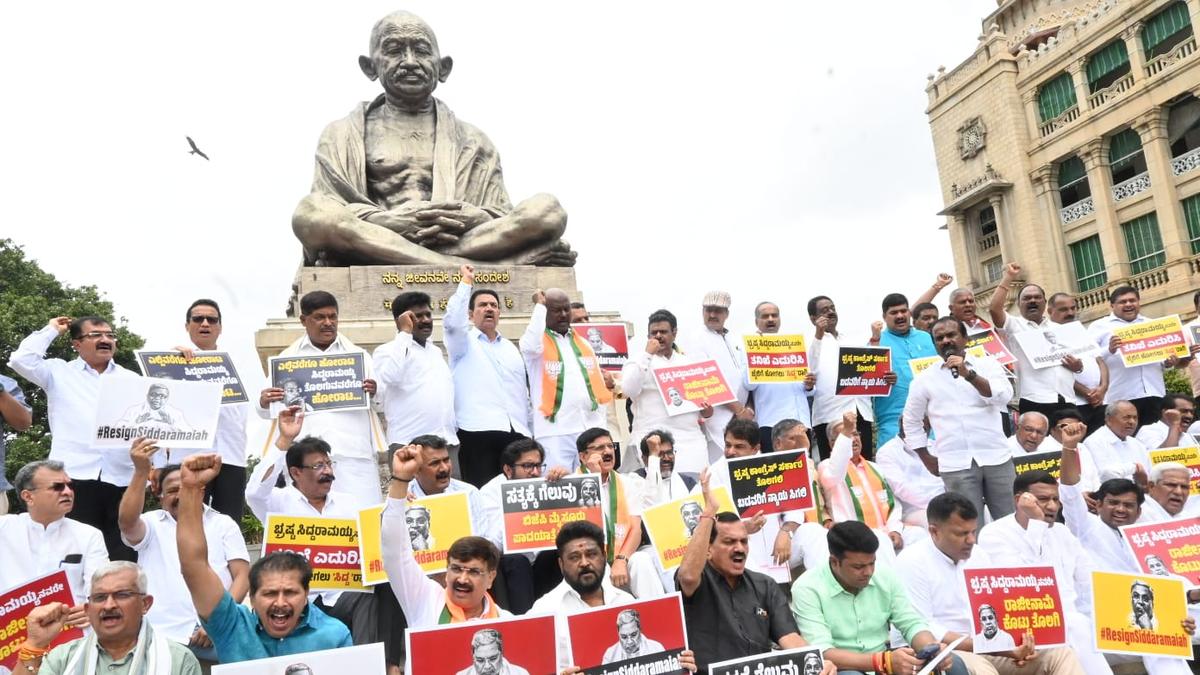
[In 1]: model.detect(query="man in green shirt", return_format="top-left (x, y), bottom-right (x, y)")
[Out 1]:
top-left (16, 561), bottom-right (200, 675)
top-left (790, 521), bottom-right (966, 675)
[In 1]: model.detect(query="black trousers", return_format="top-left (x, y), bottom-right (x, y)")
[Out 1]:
top-left (1131, 395), bottom-right (1164, 431)
top-left (812, 414), bottom-right (875, 462)
top-left (1017, 397), bottom-right (1075, 421)
top-left (457, 428), bottom-right (527, 488)
top-left (205, 463), bottom-right (246, 522)
top-left (70, 479), bottom-right (135, 561)
top-left (758, 426), bottom-right (776, 453)
top-left (495, 551), bottom-right (562, 615)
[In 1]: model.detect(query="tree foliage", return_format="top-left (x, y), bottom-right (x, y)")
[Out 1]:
top-left (1, 238), bottom-right (145, 485)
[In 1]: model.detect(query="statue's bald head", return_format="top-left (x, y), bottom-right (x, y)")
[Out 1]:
top-left (360, 11), bottom-right (452, 108)
top-left (369, 11), bottom-right (439, 53)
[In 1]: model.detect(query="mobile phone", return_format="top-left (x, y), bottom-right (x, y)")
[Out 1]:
top-left (915, 643), bottom-right (941, 662)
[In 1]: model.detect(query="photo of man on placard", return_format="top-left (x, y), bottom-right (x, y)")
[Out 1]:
top-left (118, 382), bottom-right (194, 431)
top-left (406, 504), bottom-right (434, 551)
top-left (972, 604), bottom-right (1016, 652)
top-left (601, 609), bottom-right (665, 664)
top-left (1130, 580), bottom-right (1157, 630)
top-left (455, 629), bottom-right (530, 675)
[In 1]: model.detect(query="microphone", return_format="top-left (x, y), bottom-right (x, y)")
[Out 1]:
top-left (944, 354), bottom-right (960, 378)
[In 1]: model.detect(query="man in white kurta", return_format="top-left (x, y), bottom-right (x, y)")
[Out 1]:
top-left (373, 292), bottom-right (457, 447)
top-left (806, 295), bottom-right (875, 460)
top-left (679, 291), bottom-right (751, 463)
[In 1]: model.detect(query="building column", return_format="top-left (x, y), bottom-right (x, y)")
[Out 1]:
top-left (1081, 137), bottom-right (1131, 279)
top-left (1135, 107), bottom-right (1191, 260)
top-left (1021, 89), bottom-right (1041, 140)
top-left (948, 214), bottom-right (977, 288)
top-left (1123, 22), bottom-right (1147, 79)
top-left (990, 194), bottom-right (1014, 266)
top-left (1030, 164), bottom-right (1073, 292)
top-left (1070, 57), bottom-right (1091, 110)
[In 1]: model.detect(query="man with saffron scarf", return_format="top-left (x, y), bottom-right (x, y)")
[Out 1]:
top-left (520, 289), bottom-right (613, 471)
top-left (818, 410), bottom-right (906, 559)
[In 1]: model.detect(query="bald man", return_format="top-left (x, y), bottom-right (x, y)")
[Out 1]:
top-left (520, 289), bottom-right (613, 470)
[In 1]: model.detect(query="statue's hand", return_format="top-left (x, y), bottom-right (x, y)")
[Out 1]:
top-left (365, 210), bottom-right (427, 243)
top-left (423, 201), bottom-right (491, 229)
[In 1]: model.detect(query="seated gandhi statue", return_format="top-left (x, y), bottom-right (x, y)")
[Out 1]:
top-left (293, 11), bottom-right (576, 267)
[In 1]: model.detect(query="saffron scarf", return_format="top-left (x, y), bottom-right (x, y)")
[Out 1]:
top-left (538, 330), bottom-right (612, 422)
top-left (845, 459), bottom-right (896, 530)
top-left (438, 587), bottom-right (501, 624)
top-left (583, 468), bottom-right (633, 564)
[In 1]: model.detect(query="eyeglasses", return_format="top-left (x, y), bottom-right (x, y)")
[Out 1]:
top-left (34, 481), bottom-right (74, 493)
top-left (301, 461), bottom-right (337, 471)
top-left (189, 315), bottom-right (221, 325)
top-left (512, 462), bottom-right (546, 471)
top-left (88, 590), bottom-right (143, 604)
top-left (587, 442), bottom-right (615, 453)
top-left (446, 563), bottom-right (488, 579)
top-left (79, 331), bottom-right (118, 340)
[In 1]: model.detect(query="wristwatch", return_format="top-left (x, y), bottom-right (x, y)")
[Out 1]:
top-left (615, 554), bottom-right (628, 561)
top-left (964, 369), bottom-right (978, 382)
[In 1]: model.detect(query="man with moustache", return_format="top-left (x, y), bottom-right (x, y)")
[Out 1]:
top-left (682, 291), bottom-right (753, 462)
top-left (948, 288), bottom-right (991, 332)
top-left (913, 302), bottom-right (940, 333)
top-left (808, 296), bottom-right (875, 460)
top-left (988, 263), bottom-right (1080, 419)
top-left (818, 412), bottom-right (907, 556)
top-left (633, 431), bottom-right (696, 505)
top-left (11, 315), bottom-right (138, 559)
top-left (745, 301), bottom-right (814, 452)
top-left (257, 291), bottom-right (383, 501)
top-left (1085, 401), bottom-right (1152, 482)
top-left (903, 317), bottom-right (1015, 522)
top-left (1046, 293), bottom-right (1109, 433)
top-left (445, 264), bottom-right (532, 488)
top-left (118, 440), bottom-right (248, 658)
top-left (521, 288), bottom-right (612, 471)
top-left (874, 293), bottom-right (934, 446)
top-left (1140, 462), bottom-right (1197, 523)
top-left (374, 291), bottom-right (458, 469)
top-left (1008, 412), bottom-right (1055, 454)
top-left (406, 434), bottom-right (502, 549)
top-left (1136, 393), bottom-right (1198, 449)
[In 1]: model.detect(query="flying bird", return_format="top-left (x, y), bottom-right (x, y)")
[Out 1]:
top-left (186, 136), bottom-right (210, 161)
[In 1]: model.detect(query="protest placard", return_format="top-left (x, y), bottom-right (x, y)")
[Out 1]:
top-left (1113, 316), bottom-right (1190, 367)
top-left (962, 566), bottom-right (1066, 653)
top-left (407, 614), bottom-right (557, 675)
top-left (572, 323), bottom-right (629, 372)
top-left (1190, 324), bottom-right (1200, 347)
top-left (642, 488), bottom-right (736, 572)
top-left (652, 360), bottom-right (735, 416)
top-left (1120, 516), bottom-right (1200, 588)
top-left (268, 353), bottom-right (369, 415)
top-left (136, 350), bottom-right (249, 404)
top-left (726, 450), bottom-right (814, 518)
top-left (1012, 451), bottom-right (1062, 480)
top-left (566, 594), bottom-right (688, 675)
top-left (263, 514), bottom-right (365, 591)
top-left (909, 355), bottom-right (943, 378)
top-left (1092, 570), bottom-right (1191, 658)
top-left (93, 376), bottom-right (221, 449)
top-left (1148, 446), bottom-right (1200, 496)
top-left (213, 643), bottom-right (385, 674)
top-left (357, 504), bottom-right (386, 586)
top-left (965, 329), bottom-right (1016, 366)
top-left (0, 571), bottom-right (83, 672)
top-left (405, 491), bottom-right (474, 575)
top-left (500, 476), bottom-right (605, 554)
top-left (835, 346), bottom-right (892, 396)
top-left (743, 335), bottom-right (808, 383)
top-left (708, 646), bottom-right (825, 675)
top-left (1010, 321), bottom-right (1101, 370)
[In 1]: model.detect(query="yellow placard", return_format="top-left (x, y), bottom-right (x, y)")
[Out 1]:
top-left (642, 487), bottom-right (735, 571)
top-left (1113, 316), bottom-right (1190, 367)
top-left (1092, 570), bottom-right (1191, 658)
top-left (263, 515), bottom-right (364, 590)
top-left (744, 335), bottom-right (808, 383)
top-left (1149, 447), bottom-right (1200, 496)
top-left (357, 504), bottom-right (386, 585)
top-left (405, 492), bottom-right (474, 575)
top-left (909, 356), bottom-right (942, 378)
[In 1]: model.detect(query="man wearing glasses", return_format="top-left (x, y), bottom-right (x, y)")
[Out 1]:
top-left (402, 435), bottom-right (502, 551)
top-left (11, 315), bottom-right (138, 560)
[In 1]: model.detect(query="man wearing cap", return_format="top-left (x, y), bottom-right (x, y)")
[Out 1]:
top-left (680, 291), bottom-right (753, 463)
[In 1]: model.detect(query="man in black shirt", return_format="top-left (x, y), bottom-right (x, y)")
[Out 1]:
top-left (675, 470), bottom-right (833, 673)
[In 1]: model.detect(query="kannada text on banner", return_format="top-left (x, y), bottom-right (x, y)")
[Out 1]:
top-left (357, 504), bottom-right (386, 586)
top-left (501, 476), bottom-right (605, 553)
top-left (269, 353), bottom-right (369, 414)
top-left (572, 323), bottom-right (629, 373)
top-left (743, 335), bottom-right (808, 384)
top-left (652, 360), bottom-right (735, 416)
top-left (1092, 570), bottom-right (1191, 658)
top-left (643, 488), bottom-right (735, 572)
top-left (406, 614), bottom-right (558, 675)
top-left (909, 356), bottom-right (943, 378)
top-left (1120, 516), bottom-right (1200, 588)
top-left (1149, 447), bottom-right (1200, 496)
top-left (93, 376), bottom-right (221, 448)
top-left (135, 350), bottom-right (249, 404)
top-left (962, 566), bottom-right (1066, 653)
top-left (965, 329), bottom-right (1016, 366)
top-left (835, 346), bottom-right (892, 397)
top-left (726, 450), bottom-right (814, 518)
top-left (264, 515), bottom-right (365, 590)
top-left (708, 646), bottom-right (825, 675)
top-left (566, 594), bottom-right (688, 675)
top-left (1113, 316), bottom-right (1190, 367)
top-left (406, 491), bottom-right (474, 575)
top-left (0, 571), bottom-right (83, 671)
top-left (1012, 451), bottom-right (1062, 480)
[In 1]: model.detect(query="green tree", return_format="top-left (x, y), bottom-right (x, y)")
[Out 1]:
top-left (1, 238), bottom-right (145, 488)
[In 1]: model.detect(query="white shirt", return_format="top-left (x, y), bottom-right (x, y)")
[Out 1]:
top-left (1139, 494), bottom-right (1200, 524)
top-left (1136, 420), bottom-right (1199, 451)
top-left (443, 282), bottom-right (531, 436)
top-left (1037, 437), bottom-right (1102, 492)
top-left (1088, 313), bottom-right (1167, 402)
top-left (902, 354), bottom-right (1014, 472)
top-left (529, 578), bottom-right (635, 669)
top-left (637, 455), bottom-right (693, 510)
top-left (997, 314), bottom-right (1076, 403)
top-left (977, 515), bottom-right (1094, 617)
top-left (1072, 355), bottom-right (1103, 406)
top-left (681, 327), bottom-right (749, 450)
top-left (1058, 480), bottom-right (1137, 573)
top-left (373, 332), bottom-right (457, 445)
top-left (1004, 434), bottom-right (1057, 455)
top-left (895, 536), bottom-right (996, 640)
top-left (9, 325), bottom-right (139, 484)
top-left (1085, 425), bottom-right (1151, 481)
top-left (809, 332), bottom-right (874, 426)
top-left (122, 507), bottom-right (248, 643)
top-left (745, 331), bottom-right (812, 427)
top-left (817, 435), bottom-right (902, 534)
top-left (0, 514), bottom-right (107, 604)
top-left (519, 305), bottom-right (606, 439)
top-left (410, 477), bottom-right (503, 549)
top-left (875, 437), bottom-right (944, 525)
top-left (620, 350), bottom-right (710, 477)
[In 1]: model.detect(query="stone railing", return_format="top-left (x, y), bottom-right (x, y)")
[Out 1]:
top-left (979, 232), bottom-right (1000, 251)
top-left (1060, 196), bottom-right (1095, 224)
top-left (1111, 171), bottom-right (1151, 201)
top-left (1189, 253), bottom-right (1200, 275)
top-left (1129, 265), bottom-right (1170, 291)
top-left (1086, 72), bottom-right (1135, 109)
top-left (1145, 35), bottom-right (1198, 78)
top-left (1078, 285), bottom-right (1110, 309)
top-left (1172, 146), bottom-right (1200, 176)
top-left (1039, 105), bottom-right (1080, 138)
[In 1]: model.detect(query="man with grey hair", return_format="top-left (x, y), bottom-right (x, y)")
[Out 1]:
top-left (602, 608), bottom-right (665, 664)
top-left (745, 301), bottom-right (812, 452)
top-left (1141, 462), bottom-right (1198, 523)
top-left (1085, 401), bottom-right (1152, 482)
top-left (1007, 412), bottom-right (1054, 454)
top-left (682, 291), bottom-right (753, 462)
top-left (14, 561), bottom-right (201, 674)
top-left (0, 459), bottom-right (108, 607)
top-left (1130, 580), bottom-right (1157, 630)
top-left (455, 628), bottom-right (530, 675)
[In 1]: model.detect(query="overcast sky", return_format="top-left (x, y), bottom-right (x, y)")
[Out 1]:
top-left (2, 1), bottom-right (994, 369)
